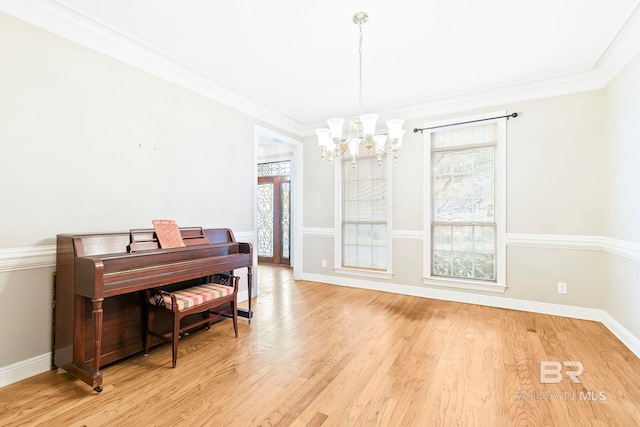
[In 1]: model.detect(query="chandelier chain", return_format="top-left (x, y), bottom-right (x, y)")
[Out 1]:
top-left (358, 21), bottom-right (363, 117)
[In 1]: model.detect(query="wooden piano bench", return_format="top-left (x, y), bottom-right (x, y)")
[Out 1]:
top-left (144, 274), bottom-right (239, 368)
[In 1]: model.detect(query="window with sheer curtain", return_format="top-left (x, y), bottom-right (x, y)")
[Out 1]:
top-left (340, 156), bottom-right (391, 273)
top-left (423, 113), bottom-right (506, 292)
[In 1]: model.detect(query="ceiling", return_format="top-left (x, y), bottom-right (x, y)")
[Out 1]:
top-left (3, 0), bottom-right (640, 135)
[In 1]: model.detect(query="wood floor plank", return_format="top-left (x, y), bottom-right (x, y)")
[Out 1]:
top-left (1, 264), bottom-right (639, 426)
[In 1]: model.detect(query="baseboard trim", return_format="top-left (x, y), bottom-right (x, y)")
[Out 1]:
top-left (301, 273), bottom-right (640, 359)
top-left (302, 273), bottom-right (604, 321)
top-left (237, 289), bottom-right (249, 303)
top-left (0, 353), bottom-right (51, 388)
top-left (3, 276), bottom-right (638, 389)
top-left (601, 312), bottom-right (640, 359)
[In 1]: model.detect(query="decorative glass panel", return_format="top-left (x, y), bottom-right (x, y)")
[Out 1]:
top-left (258, 161), bottom-right (291, 177)
top-left (280, 181), bottom-right (290, 259)
top-left (257, 183), bottom-right (274, 257)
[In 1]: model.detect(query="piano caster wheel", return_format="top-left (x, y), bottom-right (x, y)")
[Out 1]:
top-left (94, 386), bottom-right (103, 393)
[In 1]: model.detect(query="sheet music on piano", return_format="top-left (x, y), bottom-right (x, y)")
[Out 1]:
top-left (152, 219), bottom-right (186, 248)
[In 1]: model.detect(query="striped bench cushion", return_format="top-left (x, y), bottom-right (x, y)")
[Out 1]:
top-left (150, 284), bottom-right (234, 311)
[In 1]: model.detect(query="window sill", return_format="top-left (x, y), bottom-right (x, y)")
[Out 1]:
top-left (334, 267), bottom-right (393, 280)
top-left (423, 277), bottom-right (506, 293)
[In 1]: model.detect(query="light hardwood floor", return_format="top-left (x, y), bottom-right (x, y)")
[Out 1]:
top-left (1, 264), bottom-right (639, 426)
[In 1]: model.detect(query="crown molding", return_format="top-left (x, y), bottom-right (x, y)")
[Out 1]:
top-left (301, 69), bottom-right (609, 136)
top-left (302, 5), bottom-right (640, 136)
top-left (2, 0), bottom-right (639, 139)
top-left (0, 0), bottom-right (305, 136)
top-left (594, 2), bottom-right (640, 81)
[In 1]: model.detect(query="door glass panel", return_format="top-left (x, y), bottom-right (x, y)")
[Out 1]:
top-left (257, 183), bottom-right (274, 257)
top-left (281, 181), bottom-right (290, 259)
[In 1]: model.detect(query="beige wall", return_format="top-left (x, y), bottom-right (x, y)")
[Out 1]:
top-left (1, 7), bottom-right (639, 378)
top-left (0, 13), bottom-right (256, 247)
top-left (303, 91), bottom-right (606, 308)
top-left (302, 138), bottom-right (335, 228)
top-left (0, 13), bottom-right (263, 367)
top-left (602, 50), bottom-right (640, 338)
top-left (506, 92), bottom-right (604, 236)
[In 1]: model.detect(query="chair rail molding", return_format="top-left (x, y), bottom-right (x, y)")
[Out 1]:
top-left (0, 245), bottom-right (56, 273)
top-left (506, 233), bottom-right (603, 251)
top-left (0, 230), bottom-right (256, 274)
top-left (601, 236), bottom-right (640, 263)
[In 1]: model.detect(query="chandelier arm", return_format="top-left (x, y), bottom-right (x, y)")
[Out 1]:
top-left (336, 143), bottom-right (350, 157)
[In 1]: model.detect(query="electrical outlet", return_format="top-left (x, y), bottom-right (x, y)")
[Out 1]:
top-left (321, 259), bottom-right (327, 268)
top-left (557, 282), bottom-right (568, 294)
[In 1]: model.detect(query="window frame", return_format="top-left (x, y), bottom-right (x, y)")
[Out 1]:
top-left (422, 111), bottom-right (507, 293)
top-left (334, 153), bottom-right (394, 279)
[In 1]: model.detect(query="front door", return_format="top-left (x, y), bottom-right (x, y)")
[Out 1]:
top-left (257, 174), bottom-right (291, 265)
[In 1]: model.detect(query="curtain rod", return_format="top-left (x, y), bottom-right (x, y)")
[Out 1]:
top-left (413, 112), bottom-right (518, 133)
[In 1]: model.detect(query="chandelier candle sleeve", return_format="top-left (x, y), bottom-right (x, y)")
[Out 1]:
top-left (315, 12), bottom-right (405, 167)
top-left (360, 114), bottom-right (378, 137)
top-left (327, 118), bottom-right (345, 142)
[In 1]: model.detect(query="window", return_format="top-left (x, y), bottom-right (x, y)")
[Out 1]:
top-left (335, 155), bottom-right (393, 279)
top-left (423, 112), bottom-right (506, 292)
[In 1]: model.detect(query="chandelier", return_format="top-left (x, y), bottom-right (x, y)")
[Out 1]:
top-left (316, 12), bottom-right (405, 167)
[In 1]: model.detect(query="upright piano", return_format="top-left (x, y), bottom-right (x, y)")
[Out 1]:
top-left (54, 228), bottom-right (253, 392)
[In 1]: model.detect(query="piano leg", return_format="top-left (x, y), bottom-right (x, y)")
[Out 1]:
top-left (236, 266), bottom-right (254, 323)
top-left (92, 298), bottom-right (104, 392)
top-left (247, 266), bottom-right (253, 323)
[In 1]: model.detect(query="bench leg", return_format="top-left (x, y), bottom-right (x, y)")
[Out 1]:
top-left (144, 311), bottom-right (154, 355)
top-left (172, 314), bottom-right (180, 368)
top-left (232, 298), bottom-right (238, 338)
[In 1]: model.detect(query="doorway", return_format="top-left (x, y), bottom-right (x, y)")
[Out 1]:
top-left (257, 162), bottom-right (291, 265)
top-left (254, 124), bottom-right (303, 281)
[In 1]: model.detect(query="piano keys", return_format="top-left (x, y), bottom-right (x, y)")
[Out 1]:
top-left (53, 228), bottom-right (253, 392)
